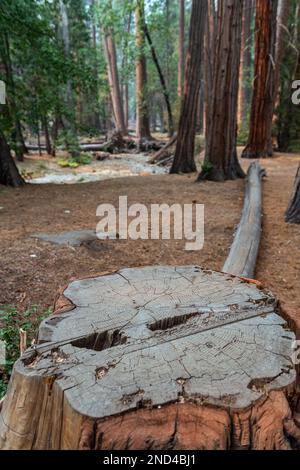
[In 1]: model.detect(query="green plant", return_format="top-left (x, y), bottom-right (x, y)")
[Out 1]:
top-left (201, 161), bottom-right (213, 175)
top-left (57, 154), bottom-right (92, 169)
top-left (0, 305), bottom-right (52, 399)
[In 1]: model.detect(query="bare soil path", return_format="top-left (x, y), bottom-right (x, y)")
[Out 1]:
top-left (0, 152), bottom-right (299, 315)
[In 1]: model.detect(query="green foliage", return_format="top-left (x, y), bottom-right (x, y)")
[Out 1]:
top-left (0, 305), bottom-right (52, 398)
top-left (201, 161), bottom-right (213, 176)
top-left (57, 153), bottom-right (92, 168)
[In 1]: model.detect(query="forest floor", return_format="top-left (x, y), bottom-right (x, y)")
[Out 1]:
top-left (0, 150), bottom-right (299, 319)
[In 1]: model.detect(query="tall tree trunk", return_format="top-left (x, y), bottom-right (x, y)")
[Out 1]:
top-left (198, 0), bottom-right (245, 182)
top-left (59, 0), bottom-right (80, 159)
top-left (0, 32), bottom-right (27, 162)
top-left (0, 129), bottom-right (25, 187)
top-left (103, 5), bottom-right (127, 136)
top-left (170, 0), bottom-right (207, 174)
top-left (274, 0), bottom-right (290, 107)
top-left (277, 2), bottom-right (300, 152)
top-left (122, 10), bottom-right (132, 130)
top-left (272, 0), bottom-right (291, 147)
top-left (135, 0), bottom-right (152, 142)
top-left (178, 0), bottom-right (185, 99)
top-left (204, 0), bottom-right (217, 145)
top-left (242, 0), bottom-right (278, 159)
top-left (42, 116), bottom-right (52, 156)
top-left (142, 21), bottom-right (174, 136)
top-left (237, 0), bottom-right (254, 129)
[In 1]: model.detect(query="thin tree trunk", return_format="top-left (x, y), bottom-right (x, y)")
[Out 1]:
top-left (242, 0), bottom-right (278, 159)
top-left (59, 0), bottom-right (80, 159)
top-left (0, 129), bottom-right (25, 187)
top-left (136, 0), bottom-right (152, 142)
top-left (198, 0), bottom-right (245, 182)
top-left (170, 0), bottom-right (207, 174)
top-left (237, 0), bottom-right (254, 129)
top-left (142, 21), bottom-right (174, 136)
top-left (103, 15), bottom-right (127, 136)
top-left (204, 0), bottom-right (217, 145)
top-left (272, 0), bottom-right (290, 147)
top-left (42, 116), bottom-right (52, 156)
top-left (122, 10), bottom-right (132, 130)
top-left (178, 0), bottom-right (185, 99)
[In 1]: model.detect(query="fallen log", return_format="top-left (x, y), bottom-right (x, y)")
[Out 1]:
top-left (148, 134), bottom-right (177, 164)
top-left (0, 266), bottom-right (299, 450)
top-left (223, 162), bottom-right (265, 278)
top-left (285, 163), bottom-right (300, 224)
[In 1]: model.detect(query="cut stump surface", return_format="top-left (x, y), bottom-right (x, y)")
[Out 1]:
top-left (1, 266), bottom-right (300, 450)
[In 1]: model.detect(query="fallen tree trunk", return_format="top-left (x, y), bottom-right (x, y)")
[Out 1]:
top-left (285, 163), bottom-right (300, 224)
top-left (148, 134), bottom-right (177, 164)
top-left (223, 162), bottom-right (265, 278)
top-left (0, 266), bottom-right (299, 450)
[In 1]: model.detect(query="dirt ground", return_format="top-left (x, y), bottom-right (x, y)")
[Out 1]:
top-left (0, 151), bottom-right (299, 316)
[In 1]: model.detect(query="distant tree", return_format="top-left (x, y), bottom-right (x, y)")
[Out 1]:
top-left (135, 0), bottom-right (152, 142)
top-left (58, 0), bottom-right (80, 158)
top-left (198, 0), bottom-right (244, 181)
top-left (177, 0), bottom-right (185, 99)
top-left (170, 0), bottom-right (207, 174)
top-left (103, 0), bottom-right (127, 135)
top-left (237, 0), bottom-right (255, 130)
top-left (242, 0), bottom-right (278, 159)
top-left (277, 0), bottom-right (300, 152)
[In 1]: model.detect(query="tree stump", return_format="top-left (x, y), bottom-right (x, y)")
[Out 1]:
top-left (1, 266), bottom-right (300, 450)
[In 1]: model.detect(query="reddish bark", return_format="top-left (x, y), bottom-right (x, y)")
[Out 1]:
top-left (242, 0), bottom-right (278, 159)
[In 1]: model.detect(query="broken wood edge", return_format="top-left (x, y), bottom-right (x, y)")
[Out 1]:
top-left (53, 270), bottom-right (119, 316)
top-left (222, 162), bottom-right (266, 279)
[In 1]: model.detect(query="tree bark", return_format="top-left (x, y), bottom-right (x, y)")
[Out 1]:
top-left (0, 32), bottom-right (27, 162)
top-left (242, 0), bottom-right (278, 159)
top-left (178, 0), bottom-right (185, 99)
top-left (170, 0), bottom-right (207, 174)
top-left (42, 116), bottom-right (52, 156)
top-left (237, 0), bottom-right (254, 129)
top-left (135, 0), bottom-right (152, 142)
top-left (58, 0), bottom-right (80, 159)
top-left (198, 0), bottom-right (245, 182)
top-left (0, 129), bottom-right (25, 187)
top-left (142, 21), bottom-right (174, 136)
top-left (103, 3), bottom-right (127, 136)
top-left (285, 164), bottom-right (300, 224)
top-left (1, 266), bottom-right (300, 450)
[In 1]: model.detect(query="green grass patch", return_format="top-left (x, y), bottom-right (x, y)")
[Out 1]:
top-left (0, 305), bottom-right (52, 399)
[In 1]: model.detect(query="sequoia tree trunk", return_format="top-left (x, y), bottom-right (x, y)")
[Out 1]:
top-left (136, 0), bottom-right (152, 142)
top-left (103, 8), bottom-right (127, 136)
top-left (170, 0), bottom-right (207, 174)
top-left (0, 129), bottom-right (25, 187)
top-left (242, 0), bottom-right (278, 159)
top-left (178, 0), bottom-right (185, 99)
top-left (237, 0), bottom-right (254, 129)
top-left (198, 0), bottom-right (245, 181)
